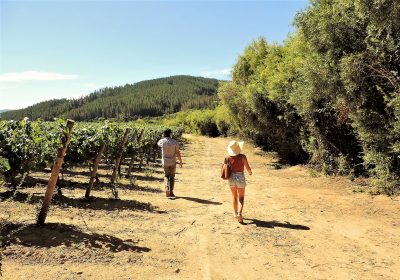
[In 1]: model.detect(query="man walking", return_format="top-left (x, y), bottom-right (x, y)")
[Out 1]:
top-left (157, 128), bottom-right (183, 198)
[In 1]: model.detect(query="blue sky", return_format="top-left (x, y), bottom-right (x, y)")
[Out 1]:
top-left (0, 0), bottom-right (309, 110)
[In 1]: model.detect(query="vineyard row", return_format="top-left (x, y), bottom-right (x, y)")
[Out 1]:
top-left (0, 118), bottom-right (183, 224)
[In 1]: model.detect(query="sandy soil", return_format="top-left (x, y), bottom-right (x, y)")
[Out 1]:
top-left (1, 133), bottom-right (399, 280)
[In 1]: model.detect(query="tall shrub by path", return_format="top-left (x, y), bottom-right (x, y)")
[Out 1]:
top-left (219, 0), bottom-right (400, 194)
top-left (294, 0), bottom-right (400, 193)
top-left (161, 109), bottom-right (219, 137)
top-left (186, 109), bottom-right (219, 137)
top-left (281, 34), bottom-right (363, 175)
top-left (218, 38), bottom-right (307, 164)
top-left (214, 105), bottom-right (232, 137)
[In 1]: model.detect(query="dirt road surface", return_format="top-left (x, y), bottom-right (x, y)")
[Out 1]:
top-left (1, 134), bottom-right (399, 279)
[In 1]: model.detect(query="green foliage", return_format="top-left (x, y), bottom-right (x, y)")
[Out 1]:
top-left (294, 0), bottom-right (400, 191)
top-left (0, 119), bottom-right (183, 186)
top-left (219, 39), bottom-right (307, 164)
top-left (64, 121), bottom-right (129, 168)
top-left (185, 109), bottom-right (218, 136)
top-left (0, 118), bottom-right (65, 186)
top-left (214, 105), bottom-right (232, 136)
top-left (217, 0), bottom-right (400, 195)
top-left (308, 169), bottom-right (320, 178)
top-left (370, 179), bottom-right (398, 196)
top-left (0, 157), bottom-right (11, 184)
top-left (160, 109), bottom-right (220, 137)
top-left (232, 37), bottom-right (270, 86)
top-left (352, 187), bottom-right (364, 193)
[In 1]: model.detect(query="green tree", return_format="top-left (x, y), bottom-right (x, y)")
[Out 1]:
top-left (294, 0), bottom-right (400, 192)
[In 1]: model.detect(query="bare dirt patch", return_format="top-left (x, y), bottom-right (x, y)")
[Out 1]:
top-left (1, 134), bottom-right (399, 279)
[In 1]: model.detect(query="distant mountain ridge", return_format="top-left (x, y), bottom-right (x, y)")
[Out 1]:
top-left (0, 109), bottom-right (11, 114)
top-left (0, 75), bottom-right (221, 121)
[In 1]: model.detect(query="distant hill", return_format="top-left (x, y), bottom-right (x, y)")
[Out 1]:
top-left (0, 109), bottom-right (11, 114)
top-left (0, 75), bottom-right (221, 121)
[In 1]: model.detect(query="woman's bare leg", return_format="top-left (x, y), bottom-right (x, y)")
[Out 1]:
top-left (237, 187), bottom-right (245, 214)
top-left (230, 187), bottom-right (238, 214)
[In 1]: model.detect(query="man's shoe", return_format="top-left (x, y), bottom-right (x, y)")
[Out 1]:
top-left (166, 191), bottom-right (170, 197)
top-left (170, 192), bottom-right (176, 197)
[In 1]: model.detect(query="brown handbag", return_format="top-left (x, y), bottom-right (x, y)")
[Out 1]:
top-left (221, 156), bottom-right (231, 180)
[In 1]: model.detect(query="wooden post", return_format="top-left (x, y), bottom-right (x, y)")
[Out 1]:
top-left (37, 119), bottom-right (75, 226)
top-left (152, 145), bottom-right (158, 163)
top-left (145, 147), bottom-right (150, 165)
top-left (127, 129), bottom-right (144, 175)
top-left (139, 151), bottom-right (145, 170)
top-left (85, 143), bottom-right (106, 198)
top-left (126, 150), bottom-right (137, 176)
top-left (110, 128), bottom-right (130, 184)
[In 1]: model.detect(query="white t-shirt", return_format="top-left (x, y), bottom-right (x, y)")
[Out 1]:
top-left (157, 137), bottom-right (179, 166)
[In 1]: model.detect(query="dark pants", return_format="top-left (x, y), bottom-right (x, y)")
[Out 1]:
top-left (163, 164), bottom-right (176, 192)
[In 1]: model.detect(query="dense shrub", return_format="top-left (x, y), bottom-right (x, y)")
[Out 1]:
top-left (217, 0), bottom-right (400, 194)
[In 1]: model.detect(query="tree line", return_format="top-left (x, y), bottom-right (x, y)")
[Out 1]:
top-left (0, 76), bottom-right (220, 122)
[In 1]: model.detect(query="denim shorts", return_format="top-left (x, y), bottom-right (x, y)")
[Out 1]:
top-left (228, 172), bottom-right (247, 188)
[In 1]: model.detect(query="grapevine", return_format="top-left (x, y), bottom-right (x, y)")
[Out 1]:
top-left (0, 119), bottom-right (183, 190)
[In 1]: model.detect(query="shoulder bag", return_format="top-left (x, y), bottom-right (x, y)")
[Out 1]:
top-left (221, 156), bottom-right (231, 180)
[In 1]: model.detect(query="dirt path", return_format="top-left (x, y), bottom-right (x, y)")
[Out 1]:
top-left (1, 134), bottom-right (400, 279)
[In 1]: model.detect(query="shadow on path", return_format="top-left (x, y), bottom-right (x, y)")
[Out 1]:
top-left (173, 196), bottom-right (222, 205)
top-left (54, 194), bottom-right (166, 213)
top-left (131, 175), bottom-right (163, 182)
top-left (1, 223), bottom-right (151, 253)
top-left (243, 218), bottom-right (310, 230)
top-left (0, 191), bottom-right (165, 213)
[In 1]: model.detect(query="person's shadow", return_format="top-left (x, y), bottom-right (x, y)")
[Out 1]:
top-left (172, 196), bottom-right (222, 205)
top-left (243, 218), bottom-right (310, 230)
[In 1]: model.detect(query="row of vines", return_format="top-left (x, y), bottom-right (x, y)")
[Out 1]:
top-left (0, 118), bottom-right (183, 225)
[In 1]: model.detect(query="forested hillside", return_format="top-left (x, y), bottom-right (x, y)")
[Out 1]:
top-left (0, 75), bottom-right (220, 121)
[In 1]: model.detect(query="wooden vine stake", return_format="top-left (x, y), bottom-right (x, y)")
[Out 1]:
top-left (37, 119), bottom-right (75, 226)
top-left (111, 128), bottom-right (130, 185)
top-left (85, 143), bottom-right (106, 198)
top-left (146, 146), bottom-right (153, 165)
top-left (139, 153), bottom-right (145, 169)
top-left (127, 128), bottom-right (144, 176)
top-left (152, 145), bottom-right (158, 163)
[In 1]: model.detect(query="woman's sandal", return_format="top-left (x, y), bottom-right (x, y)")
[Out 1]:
top-left (236, 213), bottom-right (243, 223)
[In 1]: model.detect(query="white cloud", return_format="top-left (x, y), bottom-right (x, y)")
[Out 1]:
top-left (203, 69), bottom-right (232, 77)
top-left (0, 71), bottom-right (78, 82)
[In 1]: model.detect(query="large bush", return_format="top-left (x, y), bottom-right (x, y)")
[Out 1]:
top-left (218, 0), bottom-right (400, 194)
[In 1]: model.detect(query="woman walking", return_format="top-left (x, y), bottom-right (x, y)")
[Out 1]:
top-left (226, 140), bottom-right (253, 223)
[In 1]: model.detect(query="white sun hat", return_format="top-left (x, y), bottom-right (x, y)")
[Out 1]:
top-left (227, 140), bottom-right (244, 156)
